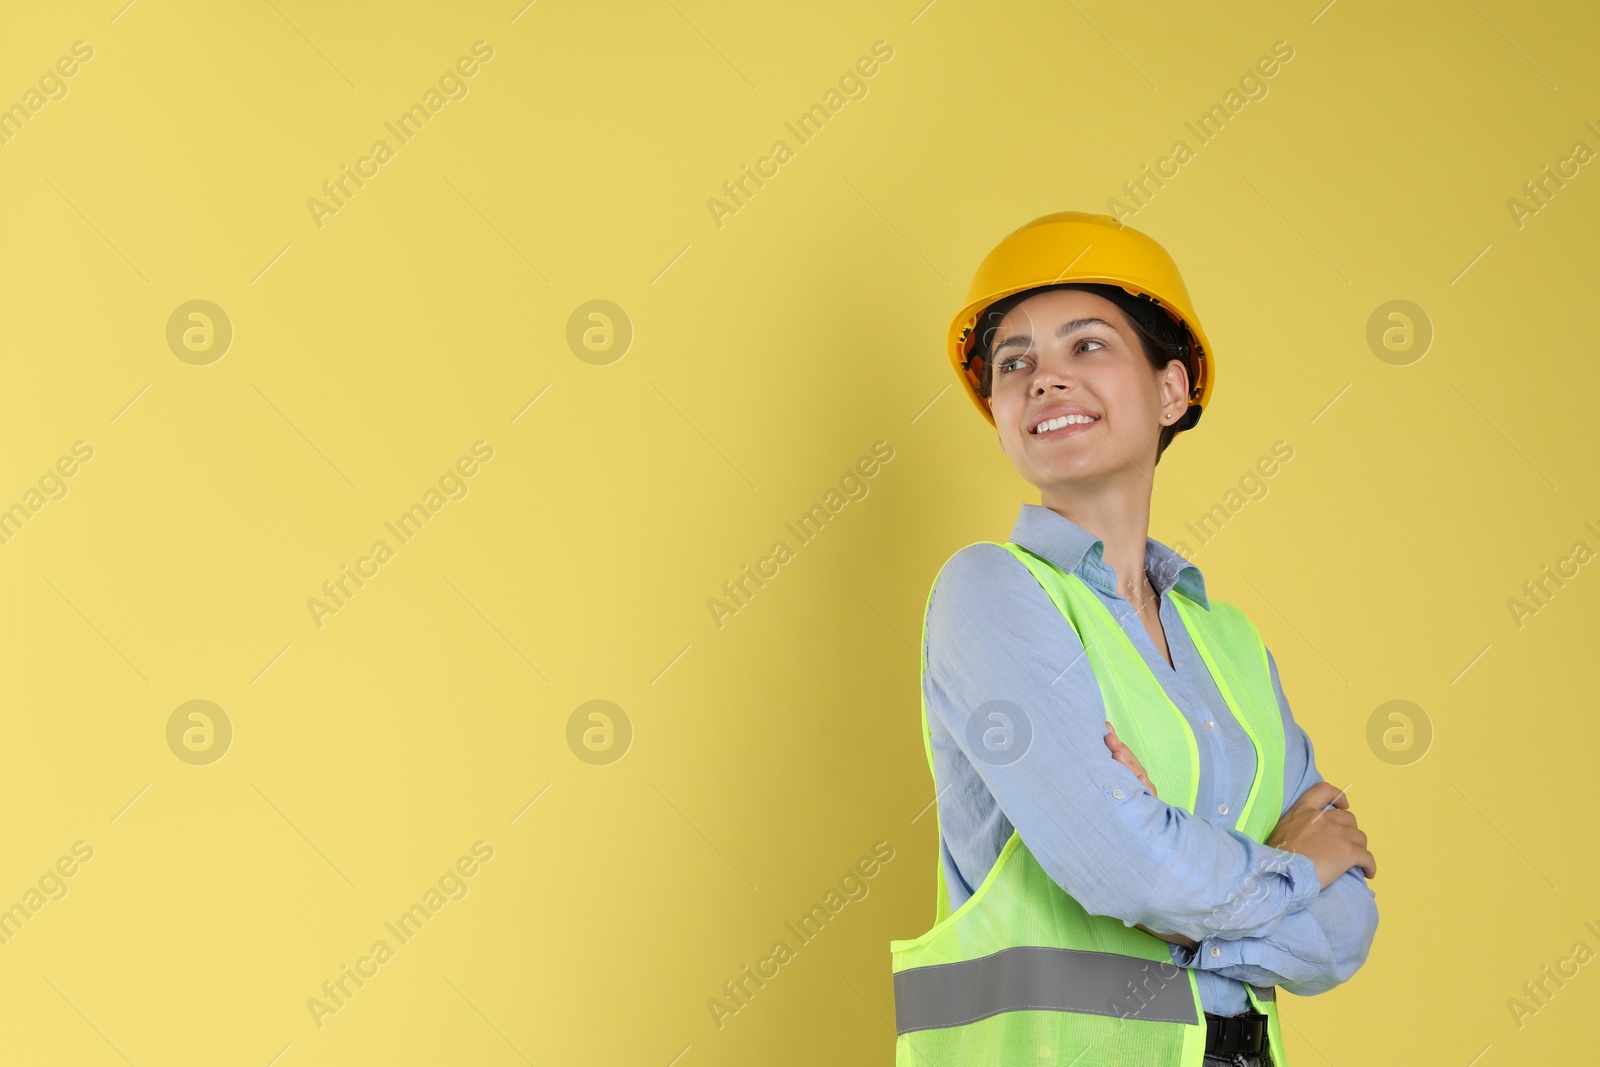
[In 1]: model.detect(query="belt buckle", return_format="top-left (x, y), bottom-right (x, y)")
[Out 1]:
top-left (1204, 1010), bottom-right (1266, 1054)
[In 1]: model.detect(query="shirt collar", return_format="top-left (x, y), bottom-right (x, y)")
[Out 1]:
top-left (1006, 503), bottom-right (1210, 609)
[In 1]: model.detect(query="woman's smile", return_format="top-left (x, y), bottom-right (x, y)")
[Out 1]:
top-left (1028, 403), bottom-right (1103, 440)
top-left (1030, 418), bottom-right (1099, 441)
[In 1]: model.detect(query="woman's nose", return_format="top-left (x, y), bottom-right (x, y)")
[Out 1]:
top-left (1032, 368), bottom-right (1071, 394)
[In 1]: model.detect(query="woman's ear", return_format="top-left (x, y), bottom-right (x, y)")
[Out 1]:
top-left (1163, 359), bottom-right (1190, 411)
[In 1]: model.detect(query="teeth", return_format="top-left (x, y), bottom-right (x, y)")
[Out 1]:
top-left (1033, 414), bottom-right (1097, 434)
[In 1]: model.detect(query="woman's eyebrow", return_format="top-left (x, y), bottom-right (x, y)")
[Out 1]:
top-left (991, 317), bottom-right (1118, 356)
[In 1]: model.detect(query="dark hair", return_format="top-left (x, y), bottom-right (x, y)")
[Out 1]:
top-left (968, 282), bottom-right (1203, 463)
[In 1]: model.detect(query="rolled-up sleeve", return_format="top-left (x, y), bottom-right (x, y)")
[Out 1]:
top-left (1168, 649), bottom-right (1380, 993)
top-left (924, 545), bottom-right (1322, 944)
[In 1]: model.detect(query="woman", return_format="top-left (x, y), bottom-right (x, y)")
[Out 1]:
top-left (888, 212), bottom-right (1379, 1067)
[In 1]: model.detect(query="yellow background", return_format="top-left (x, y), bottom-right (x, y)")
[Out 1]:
top-left (1, 0), bottom-right (1596, 1063)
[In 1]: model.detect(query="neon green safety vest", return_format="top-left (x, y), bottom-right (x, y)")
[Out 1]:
top-left (890, 541), bottom-right (1291, 1067)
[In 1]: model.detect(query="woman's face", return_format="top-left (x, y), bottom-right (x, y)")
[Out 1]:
top-left (985, 288), bottom-right (1187, 493)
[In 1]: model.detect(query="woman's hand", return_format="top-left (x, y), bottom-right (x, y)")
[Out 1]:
top-left (1104, 722), bottom-right (1157, 799)
top-left (1266, 781), bottom-right (1377, 889)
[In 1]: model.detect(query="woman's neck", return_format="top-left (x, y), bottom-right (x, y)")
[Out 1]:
top-left (1040, 489), bottom-right (1154, 605)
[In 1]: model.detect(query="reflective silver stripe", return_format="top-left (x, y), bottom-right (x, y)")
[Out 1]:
top-left (1250, 984), bottom-right (1276, 1003)
top-left (894, 945), bottom-right (1199, 1034)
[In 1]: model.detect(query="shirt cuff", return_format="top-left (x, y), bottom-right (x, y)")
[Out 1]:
top-left (1168, 939), bottom-right (1200, 968)
top-left (1190, 926), bottom-right (1271, 971)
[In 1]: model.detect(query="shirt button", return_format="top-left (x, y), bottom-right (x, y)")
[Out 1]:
top-left (1218, 803), bottom-right (1229, 816)
top-left (1205, 720), bottom-right (1215, 731)
top-left (1210, 946), bottom-right (1221, 958)
top-left (1112, 788), bottom-right (1125, 799)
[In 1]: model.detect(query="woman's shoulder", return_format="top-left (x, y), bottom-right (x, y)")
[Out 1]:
top-left (928, 539), bottom-right (1028, 600)
top-left (924, 540), bottom-right (1061, 636)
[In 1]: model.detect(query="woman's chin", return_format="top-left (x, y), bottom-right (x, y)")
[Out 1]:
top-left (1021, 457), bottom-right (1115, 490)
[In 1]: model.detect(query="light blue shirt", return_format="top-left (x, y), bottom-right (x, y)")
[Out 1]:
top-left (922, 503), bottom-right (1379, 1016)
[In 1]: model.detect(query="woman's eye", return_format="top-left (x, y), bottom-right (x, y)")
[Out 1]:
top-left (997, 338), bottom-right (1107, 375)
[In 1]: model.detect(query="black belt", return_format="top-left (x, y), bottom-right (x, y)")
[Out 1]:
top-left (1204, 1010), bottom-right (1267, 1054)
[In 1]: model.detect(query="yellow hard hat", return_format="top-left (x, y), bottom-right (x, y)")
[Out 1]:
top-left (948, 211), bottom-right (1214, 428)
